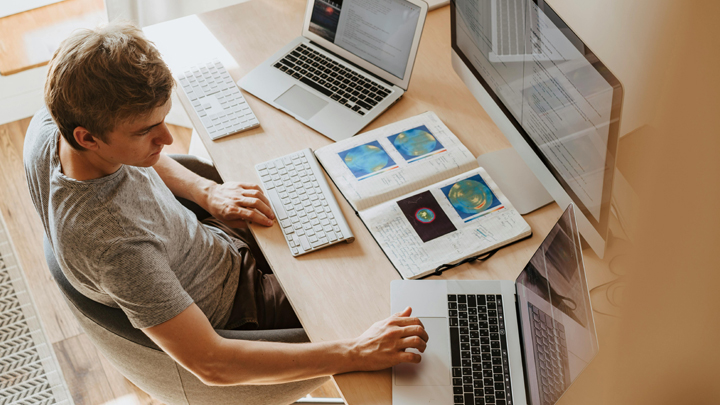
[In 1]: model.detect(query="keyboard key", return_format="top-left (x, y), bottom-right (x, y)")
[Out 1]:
top-left (299, 235), bottom-right (311, 250)
top-left (450, 327), bottom-right (461, 367)
top-left (267, 189), bottom-right (288, 220)
top-left (300, 76), bottom-right (333, 97)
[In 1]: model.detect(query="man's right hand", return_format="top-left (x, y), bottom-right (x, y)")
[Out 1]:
top-left (205, 181), bottom-right (275, 227)
top-left (348, 307), bottom-right (429, 371)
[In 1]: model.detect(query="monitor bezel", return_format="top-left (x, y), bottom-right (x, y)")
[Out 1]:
top-left (302, 0), bottom-right (428, 90)
top-left (450, 0), bottom-right (624, 243)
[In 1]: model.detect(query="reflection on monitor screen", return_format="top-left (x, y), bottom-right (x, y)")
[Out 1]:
top-left (516, 204), bottom-right (598, 405)
top-left (453, 0), bottom-right (614, 223)
top-left (451, 0), bottom-right (624, 258)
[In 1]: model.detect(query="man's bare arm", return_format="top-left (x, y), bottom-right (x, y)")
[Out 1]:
top-left (152, 153), bottom-right (275, 226)
top-left (143, 304), bottom-right (428, 386)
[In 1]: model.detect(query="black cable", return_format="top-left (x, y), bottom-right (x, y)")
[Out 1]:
top-left (426, 248), bottom-right (500, 278)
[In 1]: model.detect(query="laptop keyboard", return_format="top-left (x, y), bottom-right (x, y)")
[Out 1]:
top-left (527, 303), bottom-right (570, 405)
top-left (273, 43), bottom-right (392, 116)
top-left (449, 294), bottom-right (514, 405)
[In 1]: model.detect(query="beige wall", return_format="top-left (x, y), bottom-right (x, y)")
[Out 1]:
top-left (547, 0), bottom-right (684, 137)
top-left (568, 1), bottom-right (720, 402)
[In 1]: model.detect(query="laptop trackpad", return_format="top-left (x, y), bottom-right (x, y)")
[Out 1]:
top-left (275, 85), bottom-right (328, 120)
top-left (394, 317), bottom-right (451, 386)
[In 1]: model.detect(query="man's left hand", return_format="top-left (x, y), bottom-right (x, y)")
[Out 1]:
top-left (205, 182), bottom-right (275, 227)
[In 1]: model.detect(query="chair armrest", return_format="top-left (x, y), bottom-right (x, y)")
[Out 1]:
top-left (216, 328), bottom-right (310, 343)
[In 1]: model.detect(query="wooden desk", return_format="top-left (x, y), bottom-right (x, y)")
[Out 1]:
top-left (181, 1), bottom-right (579, 403)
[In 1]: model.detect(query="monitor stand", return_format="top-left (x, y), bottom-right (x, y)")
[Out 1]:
top-left (477, 147), bottom-right (553, 215)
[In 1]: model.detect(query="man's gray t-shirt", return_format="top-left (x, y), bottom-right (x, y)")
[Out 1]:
top-left (24, 108), bottom-right (246, 329)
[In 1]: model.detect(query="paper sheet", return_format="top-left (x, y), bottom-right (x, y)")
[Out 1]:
top-left (315, 111), bottom-right (478, 211)
top-left (360, 167), bottom-right (531, 279)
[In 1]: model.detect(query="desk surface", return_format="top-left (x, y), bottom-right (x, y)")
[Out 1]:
top-left (178, 1), bottom-right (607, 403)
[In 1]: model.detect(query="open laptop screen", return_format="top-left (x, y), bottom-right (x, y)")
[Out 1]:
top-left (515, 204), bottom-right (598, 404)
top-left (308, 0), bottom-right (421, 80)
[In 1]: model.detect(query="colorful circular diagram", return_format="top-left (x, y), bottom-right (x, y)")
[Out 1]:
top-left (393, 129), bottom-right (437, 157)
top-left (447, 179), bottom-right (494, 214)
top-left (415, 208), bottom-right (436, 223)
top-left (344, 144), bottom-right (389, 175)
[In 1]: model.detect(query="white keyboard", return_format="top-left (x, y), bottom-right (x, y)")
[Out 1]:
top-left (256, 148), bottom-right (354, 256)
top-left (177, 59), bottom-right (259, 140)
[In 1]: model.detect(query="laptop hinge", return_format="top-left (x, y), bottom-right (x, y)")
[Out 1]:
top-left (307, 41), bottom-right (396, 88)
top-left (514, 290), bottom-right (533, 402)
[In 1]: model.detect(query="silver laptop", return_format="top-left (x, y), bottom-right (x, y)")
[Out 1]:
top-left (391, 204), bottom-right (598, 405)
top-left (238, 0), bottom-right (428, 142)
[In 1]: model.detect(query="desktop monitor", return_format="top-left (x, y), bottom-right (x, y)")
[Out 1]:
top-left (450, 0), bottom-right (624, 259)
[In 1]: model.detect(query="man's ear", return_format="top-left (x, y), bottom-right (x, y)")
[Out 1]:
top-left (73, 127), bottom-right (103, 150)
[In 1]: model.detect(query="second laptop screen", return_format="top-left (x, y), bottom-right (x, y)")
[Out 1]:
top-left (308, 0), bottom-right (421, 80)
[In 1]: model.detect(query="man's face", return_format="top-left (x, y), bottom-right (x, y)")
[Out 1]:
top-left (96, 99), bottom-right (174, 167)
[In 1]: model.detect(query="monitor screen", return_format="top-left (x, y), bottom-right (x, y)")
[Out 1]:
top-left (451, 0), bottom-right (622, 237)
top-left (515, 204), bottom-right (598, 404)
top-left (308, 0), bottom-right (422, 79)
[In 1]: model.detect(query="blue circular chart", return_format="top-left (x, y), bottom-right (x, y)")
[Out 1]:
top-left (415, 208), bottom-right (436, 223)
top-left (447, 179), bottom-right (494, 214)
top-left (344, 144), bottom-right (389, 175)
top-left (393, 128), bottom-right (437, 157)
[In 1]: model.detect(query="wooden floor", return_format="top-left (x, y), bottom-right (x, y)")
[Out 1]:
top-left (0, 0), bottom-right (107, 75)
top-left (0, 117), bottom-right (342, 404)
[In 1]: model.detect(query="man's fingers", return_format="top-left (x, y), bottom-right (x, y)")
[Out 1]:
top-left (236, 207), bottom-right (274, 226)
top-left (393, 307), bottom-right (412, 317)
top-left (391, 316), bottom-right (425, 330)
top-left (398, 336), bottom-right (427, 353)
top-left (399, 351), bottom-right (422, 364)
top-left (236, 196), bottom-right (274, 221)
top-left (242, 188), bottom-right (271, 208)
top-left (400, 325), bottom-right (429, 342)
top-left (236, 182), bottom-right (263, 192)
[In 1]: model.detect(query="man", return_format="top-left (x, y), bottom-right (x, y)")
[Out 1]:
top-left (24, 21), bottom-right (427, 386)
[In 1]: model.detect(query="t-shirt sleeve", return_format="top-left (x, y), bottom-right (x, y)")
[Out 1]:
top-left (99, 236), bottom-right (194, 329)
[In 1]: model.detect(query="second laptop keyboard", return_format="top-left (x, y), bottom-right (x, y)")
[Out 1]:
top-left (256, 148), bottom-right (354, 256)
top-left (527, 303), bottom-right (570, 405)
top-left (273, 43), bottom-right (392, 116)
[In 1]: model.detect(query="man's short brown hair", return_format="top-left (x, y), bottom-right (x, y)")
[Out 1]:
top-left (44, 21), bottom-right (174, 150)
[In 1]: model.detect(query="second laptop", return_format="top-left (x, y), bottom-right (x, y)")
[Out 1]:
top-left (239, 0), bottom-right (428, 142)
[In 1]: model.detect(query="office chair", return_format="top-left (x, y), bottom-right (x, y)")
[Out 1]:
top-left (41, 155), bottom-right (335, 405)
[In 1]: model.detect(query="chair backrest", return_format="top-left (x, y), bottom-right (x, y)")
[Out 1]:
top-left (44, 237), bottom-right (163, 349)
